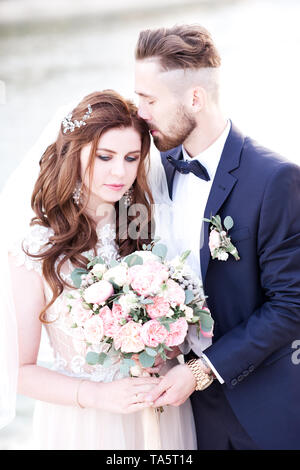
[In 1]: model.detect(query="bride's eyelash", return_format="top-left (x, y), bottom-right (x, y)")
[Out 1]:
top-left (97, 155), bottom-right (139, 162)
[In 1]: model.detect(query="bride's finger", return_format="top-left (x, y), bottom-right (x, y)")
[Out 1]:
top-left (127, 402), bottom-right (154, 413)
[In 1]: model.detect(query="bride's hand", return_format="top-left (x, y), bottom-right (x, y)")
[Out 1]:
top-left (87, 376), bottom-right (162, 414)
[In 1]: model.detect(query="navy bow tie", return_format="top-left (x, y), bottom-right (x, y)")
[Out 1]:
top-left (167, 155), bottom-right (210, 181)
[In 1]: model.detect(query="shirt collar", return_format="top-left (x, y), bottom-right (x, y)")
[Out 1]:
top-left (182, 120), bottom-right (231, 180)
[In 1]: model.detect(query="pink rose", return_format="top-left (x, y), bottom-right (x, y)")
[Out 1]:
top-left (165, 317), bottom-right (188, 347)
top-left (114, 321), bottom-right (145, 353)
top-left (165, 279), bottom-right (185, 306)
top-left (128, 261), bottom-right (169, 297)
top-left (99, 304), bottom-right (128, 337)
top-left (146, 296), bottom-right (170, 319)
top-left (83, 280), bottom-right (114, 305)
top-left (71, 298), bottom-right (93, 326)
top-left (84, 314), bottom-right (104, 344)
top-left (140, 319), bottom-right (168, 348)
top-left (209, 229), bottom-right (221, 253)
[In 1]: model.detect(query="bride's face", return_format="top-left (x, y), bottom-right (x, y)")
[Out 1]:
top-left (80, 126), bottom-right (141, 210)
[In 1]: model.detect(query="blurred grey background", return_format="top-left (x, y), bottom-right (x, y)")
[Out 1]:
top-left (0, 0), bottom-right (299, 450)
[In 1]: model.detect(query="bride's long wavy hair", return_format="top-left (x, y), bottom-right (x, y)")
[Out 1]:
top-left (26, 90), bottom-right (154, 322)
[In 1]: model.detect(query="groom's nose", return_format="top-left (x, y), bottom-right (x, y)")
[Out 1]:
top-left (138, 103), bottom-right (151, 121)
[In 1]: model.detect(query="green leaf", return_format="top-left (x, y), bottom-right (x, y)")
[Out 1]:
top-left (86, 351), bottom-right (101, 365)
top-left (124, 254), bottom-right (144, 267)
top-left (140, 298), bottom-right (154, 305)
top-left (179, 250), bottom-right (191, 263)
top-left (123, 358), bottom-right (136, 368)
top-left (145, 347), bottom-right (158, 357)
top-left (224, 216), bottom-right (234, 231)
top-left (198, 311), bottom-right (214, 332)
top-left (87, 256), bottom-right (105, 269)
top-left (109, 259), bottom-right (120, 268)
top-left (152, 243), bottom-right (168, 259)
top-left (185, 289), bottom-right (194, 304)
top-left (119, 362), bottom-right (130, 376)
top-left (71, 268), bottom-right (89, 288)
top-left (139, 351), bottom-right (155, 368)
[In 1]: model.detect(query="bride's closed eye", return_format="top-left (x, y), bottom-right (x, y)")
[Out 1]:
top-left (97, 155), bottom-right (140, 162)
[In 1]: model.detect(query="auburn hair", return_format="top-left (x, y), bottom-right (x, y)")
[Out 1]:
top-left (135, 24), bottom-right (221, 71)
top-left (26, 90), bottom-right (153, 322)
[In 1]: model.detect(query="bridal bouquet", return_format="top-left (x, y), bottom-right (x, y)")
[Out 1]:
top-left (65, 241), bottom-right (214, 377)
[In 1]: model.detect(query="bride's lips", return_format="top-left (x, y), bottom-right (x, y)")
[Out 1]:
top-left (104, 184), bottom-right (125, 191)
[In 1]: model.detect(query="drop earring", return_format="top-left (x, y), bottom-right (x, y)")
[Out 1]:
top-left (72, 180), bottom-right (82, 206)
top-left (123, 187), bottom-right (134, 207)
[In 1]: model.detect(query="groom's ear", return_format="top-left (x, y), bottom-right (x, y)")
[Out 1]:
top-left (191, 86), bottom-right (207, 113)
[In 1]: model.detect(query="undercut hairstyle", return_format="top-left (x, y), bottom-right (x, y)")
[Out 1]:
top-left (135, 24), bottom-right (221, 71)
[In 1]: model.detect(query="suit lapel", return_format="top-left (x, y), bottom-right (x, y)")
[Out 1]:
top-left (201, 123), bottom-right (245, 282)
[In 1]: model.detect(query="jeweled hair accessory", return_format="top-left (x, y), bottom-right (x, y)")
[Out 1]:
top-left (62, 104), bottom-right (92, 134)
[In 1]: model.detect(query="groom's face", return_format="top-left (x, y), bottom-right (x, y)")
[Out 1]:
top-left (135, 59), bottom-right (196, 152)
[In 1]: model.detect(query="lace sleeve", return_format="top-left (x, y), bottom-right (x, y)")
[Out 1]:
top-left (9, 224), bottom-right (54, 276)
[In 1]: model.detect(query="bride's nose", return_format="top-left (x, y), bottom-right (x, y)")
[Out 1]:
top-left (111, 159), bottom-right (126, 177)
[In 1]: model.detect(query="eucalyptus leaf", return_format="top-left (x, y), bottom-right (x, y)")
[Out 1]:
top-left (139, 351), bottom-right (155, 368)
top-left (124, 254), bottom-right (144, 267)
top-left (86, 351), bottom-right (101, 365)
top-left (185, 289), bottom-right (194, 304)
top-left (145, 347), bottom-right (158, 357)
top-left (224, 216), bottom-right (234, 231)
top-left (71, 268), bottom-right (89, 288)
top-left (152, 243), bottom-right (168, 259)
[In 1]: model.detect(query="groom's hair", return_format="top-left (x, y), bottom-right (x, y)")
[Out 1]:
top-left (135, 24), bottom-right (221, 71)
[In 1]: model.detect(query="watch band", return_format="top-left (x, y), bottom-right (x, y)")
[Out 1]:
top-left (187, 358), bottom-right (214, 391)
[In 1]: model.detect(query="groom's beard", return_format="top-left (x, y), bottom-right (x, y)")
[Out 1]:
top-left (150, 106), bottom-right (197, 152)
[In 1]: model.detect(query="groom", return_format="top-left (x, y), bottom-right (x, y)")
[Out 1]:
top-left (134, 24), bottom-right (300, 450)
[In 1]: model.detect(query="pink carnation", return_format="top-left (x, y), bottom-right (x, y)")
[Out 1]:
top-left (84, 314), bottom-right (104, 344)
top-left (83, 280), bottom-right (114, 305)
top-left (165, 317), bottom-right (188, 347)
top-left (209, 229), bottom-right (221, 253)
top-left (140, 319), bottom-right (168, 348)
top-left (128, 261), bottom-right (169, 297)
top-left (146, 296), bottom-right (170, 319)
top-left (114, 321), bottom-right (145, 353)
top-left (165, 279), bottom-right (185, 306)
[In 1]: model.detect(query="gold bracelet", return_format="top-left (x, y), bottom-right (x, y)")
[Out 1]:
top-left (75, 379), bottom-right (86, 409)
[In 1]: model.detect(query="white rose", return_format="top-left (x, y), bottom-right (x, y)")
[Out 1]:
top-left (118, 292), bottom-right (139, 315)
top-left (217, 251), bottom-right (229, 261)
top-left (131, 250), bottom-right (160, 263)
top-left (103, 264), bottom-right (128, 287)
top-left (182, 305), bottom-right (194, 321)
top-left (91, 263), bottom-right (107, 277)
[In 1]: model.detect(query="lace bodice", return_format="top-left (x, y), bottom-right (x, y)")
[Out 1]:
top-left (10, 223), bottom-right (127, 382)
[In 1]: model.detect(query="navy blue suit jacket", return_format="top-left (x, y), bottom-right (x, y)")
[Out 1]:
top-left (160, 123), bottom-right (300, 449)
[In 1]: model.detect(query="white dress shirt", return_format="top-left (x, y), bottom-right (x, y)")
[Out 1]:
top-left (171, 120), bottom-right (231, 383)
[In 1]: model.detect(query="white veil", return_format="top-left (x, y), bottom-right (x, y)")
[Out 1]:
top-left (0, 103), bottom-right (74, 429)
top-left (0, 101), bottom-right (173, 429)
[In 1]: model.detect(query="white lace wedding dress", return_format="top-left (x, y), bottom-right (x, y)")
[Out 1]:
top-left (10, 223), bottom-right (197, 450)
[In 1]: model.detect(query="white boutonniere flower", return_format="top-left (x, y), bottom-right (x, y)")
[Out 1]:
top-left (204, 215), bottom-right (240, 261)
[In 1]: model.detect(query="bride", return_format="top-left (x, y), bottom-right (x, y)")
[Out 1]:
top-left (0, 89), bottom-right (196, 450)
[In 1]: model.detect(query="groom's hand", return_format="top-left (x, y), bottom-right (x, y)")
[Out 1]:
top-left (145, 364), bottom-right (197, 407)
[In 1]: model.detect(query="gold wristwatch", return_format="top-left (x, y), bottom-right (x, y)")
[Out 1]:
top-left (187, 357), bottom-right (214, 391)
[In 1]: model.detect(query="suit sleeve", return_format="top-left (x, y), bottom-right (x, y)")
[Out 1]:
top-left (204, 161), bottom-right (300, 388)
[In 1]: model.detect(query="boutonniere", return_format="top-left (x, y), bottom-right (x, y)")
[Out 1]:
top-left (203, 215), bottom-right (240, 261)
